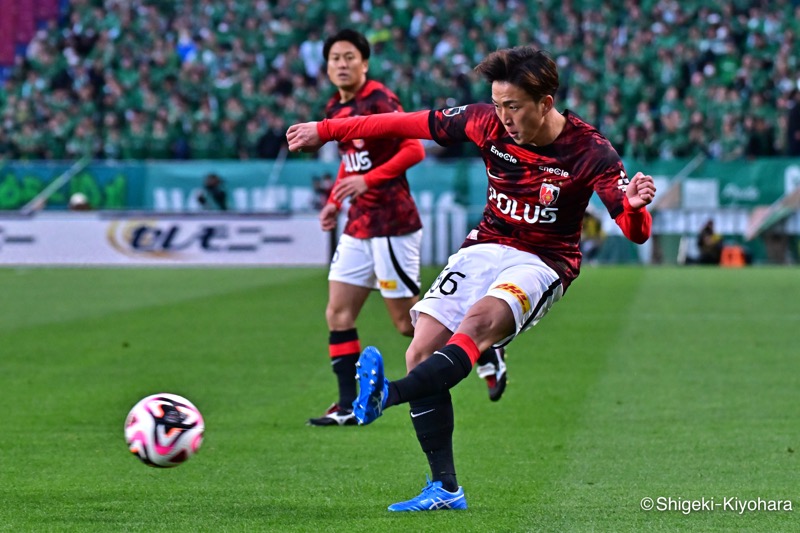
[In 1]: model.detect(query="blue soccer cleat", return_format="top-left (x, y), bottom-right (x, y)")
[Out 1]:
top-left (388, 476), bottom-right (468, 511)
top-left (352, 346), bottom-right (389, 425)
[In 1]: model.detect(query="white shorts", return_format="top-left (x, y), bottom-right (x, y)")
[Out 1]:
top-left (411, 243), bottom-right (563, 346)
top-left (328, 230), bottom-right (422, 298)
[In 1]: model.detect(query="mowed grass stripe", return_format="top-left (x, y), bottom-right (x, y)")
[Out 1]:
top-left (0, 268), bottom-right (426, 531)
top-left (0, 267), bottom-right (323, 333)
top-left (478, 267), bottom-right (646, 530)
top-left (554, 268), bottom-right (800, 532)
top-left (1, 267), bottom-right (797, 532)
top-left (0, 270), bottom-right (326, 478)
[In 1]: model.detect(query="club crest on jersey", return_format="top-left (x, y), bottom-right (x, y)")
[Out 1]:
top-left (353, 139), bottom-right (365, 149)
top-left (539, 183), bottom-right (560, 206)
top-left (442, 105), bottom-right (467, 117)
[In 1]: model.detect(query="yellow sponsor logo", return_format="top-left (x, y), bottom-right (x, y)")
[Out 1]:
top-left (495, 283), bottom-right (531, 313)
top-left (379, 280), bottom-right (398, 290)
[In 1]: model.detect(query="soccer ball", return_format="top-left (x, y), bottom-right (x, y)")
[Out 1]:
top-left (124, 393), bottom-right (204, 468)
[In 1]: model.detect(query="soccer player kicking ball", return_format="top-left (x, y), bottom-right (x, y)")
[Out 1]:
top-left (287, 46), bottom-right (656, 510)
top-left (307, 29), bottom-right (507, 427)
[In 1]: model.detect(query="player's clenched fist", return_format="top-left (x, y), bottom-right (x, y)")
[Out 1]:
top-left (286, 122), bottom-right (324, 152)
top-left (626, 172), bottom-right (657, 209)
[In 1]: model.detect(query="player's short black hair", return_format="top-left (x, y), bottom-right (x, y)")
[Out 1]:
top-left (475, 47), bottom-right (559, 101)
top-left (323, 29), bottom-right (371, 61)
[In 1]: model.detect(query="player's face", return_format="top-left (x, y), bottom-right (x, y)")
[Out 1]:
top-left (491, 81), bottom-right (551, 145)
top-left (327, 41), bottom-right (368, 93)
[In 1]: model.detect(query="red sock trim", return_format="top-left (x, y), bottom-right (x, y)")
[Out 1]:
top-left (447, 333), bottom-right (481, 365)
top-left (329, 340), bottom-right (361, 358)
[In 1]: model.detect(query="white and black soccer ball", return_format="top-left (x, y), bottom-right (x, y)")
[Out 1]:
top-left (124, 393), bottom-right (204, 468)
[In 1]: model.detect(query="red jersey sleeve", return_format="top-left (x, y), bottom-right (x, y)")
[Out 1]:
top-left (614, 195), bottom-right (652, 244)
top-left (574, 124), bottom-right (651, 244)
top-left (317, 110), bottom-right (432, 143)
top-left (363, 138), bottom-right (425, 187)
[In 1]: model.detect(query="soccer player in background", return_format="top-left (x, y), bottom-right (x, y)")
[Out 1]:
top-left (289, 46), bottom-right (656, 510)
top-left (308, 30), bottom-right (507, 427)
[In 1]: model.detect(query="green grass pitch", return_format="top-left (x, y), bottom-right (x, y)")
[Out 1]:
top-left (0, 266), bottom-right (797, 532)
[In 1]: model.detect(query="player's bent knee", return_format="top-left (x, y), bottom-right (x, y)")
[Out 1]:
top-left (325, 305), bottom-right (356, 330)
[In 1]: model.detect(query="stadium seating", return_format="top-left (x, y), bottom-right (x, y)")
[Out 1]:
top-left (0, 0), bottom-right (798, 161)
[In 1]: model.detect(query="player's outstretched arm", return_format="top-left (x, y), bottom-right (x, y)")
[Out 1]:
top-left (286, 122), bottom-right (324, 153)
top-left (287, 111), bottom-right (432, 153)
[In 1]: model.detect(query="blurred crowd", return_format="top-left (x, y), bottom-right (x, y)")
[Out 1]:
top-left (0, 0), bottom-right (799, 162)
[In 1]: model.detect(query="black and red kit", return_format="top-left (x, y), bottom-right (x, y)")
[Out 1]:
top-left (317, 104), bottom-right (651, 289)
top-left (325, 80), bottom-right (422, 238)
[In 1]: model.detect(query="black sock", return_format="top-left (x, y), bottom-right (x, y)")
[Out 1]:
top-left (329, 329), bottom-right (360, 408)
top-left (409, 392), bottom-right (458, 492)
top-left (386, 344), bottom-right (473, 407)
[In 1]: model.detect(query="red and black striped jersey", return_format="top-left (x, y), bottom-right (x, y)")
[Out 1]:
top-left (325, 80), bottom-right (422, 238)
top-left (428, 103), bottom-right (630, 288)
